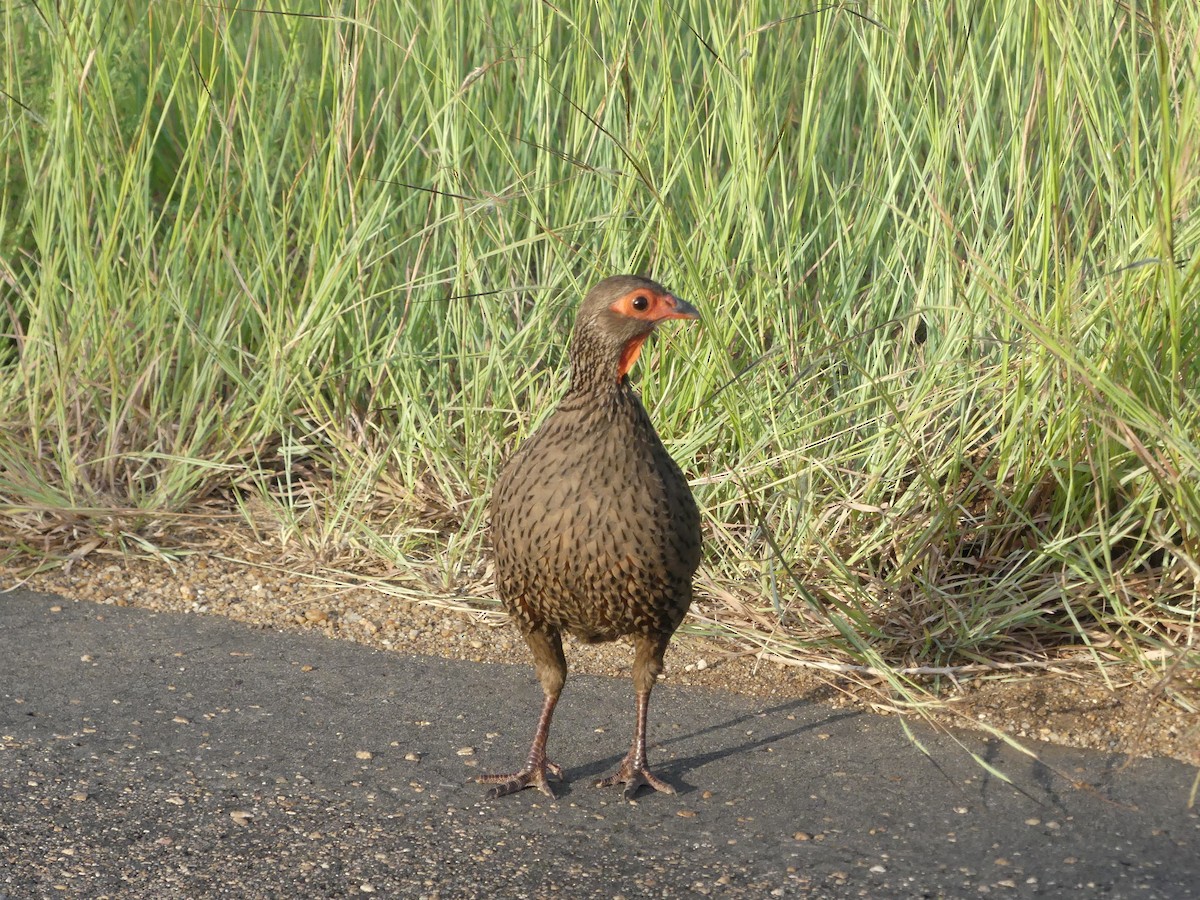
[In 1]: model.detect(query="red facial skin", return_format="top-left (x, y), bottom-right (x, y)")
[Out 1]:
top-left (608, 290), bottom-right (699, 379)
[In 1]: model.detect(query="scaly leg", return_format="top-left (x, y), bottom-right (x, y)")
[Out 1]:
top-left (477, 629), bottom-right (566, 798)
top-left (596, 634), bottom-right (676, 800)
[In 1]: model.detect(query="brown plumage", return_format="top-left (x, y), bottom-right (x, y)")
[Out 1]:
top-left (478, 274), bottom-right (702, 801)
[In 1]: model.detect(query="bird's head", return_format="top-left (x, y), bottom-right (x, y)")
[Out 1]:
top-left (572, 275), bottom-right (699, 384)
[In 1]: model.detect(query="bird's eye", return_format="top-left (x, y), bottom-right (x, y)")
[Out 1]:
top-left (631, 295), bottom-right (650, 311)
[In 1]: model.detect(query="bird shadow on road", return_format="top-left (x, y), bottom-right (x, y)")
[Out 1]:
top-left (562, 698), bottom-right (864, 798)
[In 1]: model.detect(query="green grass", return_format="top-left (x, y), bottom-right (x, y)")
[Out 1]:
top-left (2, 1), bottom-right (1197, 710)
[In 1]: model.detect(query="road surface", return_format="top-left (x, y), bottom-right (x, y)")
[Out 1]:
top-left (1, 589), bottom-right (1197, 897)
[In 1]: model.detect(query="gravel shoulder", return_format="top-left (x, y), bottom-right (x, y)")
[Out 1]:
top-left (6, 551), bottom-right (1198, 768)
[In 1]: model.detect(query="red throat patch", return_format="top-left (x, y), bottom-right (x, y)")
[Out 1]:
top-left (617, 334), bottom-right (649, 380)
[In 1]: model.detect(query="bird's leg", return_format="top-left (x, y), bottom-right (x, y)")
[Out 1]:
top-left (477, 691), bottom-right (563, 798)
top-left (477, 629), bottom-right (566, 799)
top-left (596, 634), bottom-right (676, 800)
top-left (596, 688), bottom-right (676, 798)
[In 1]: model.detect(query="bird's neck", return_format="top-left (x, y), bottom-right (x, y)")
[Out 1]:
top-left (566, 328), bottom-right (639, 403)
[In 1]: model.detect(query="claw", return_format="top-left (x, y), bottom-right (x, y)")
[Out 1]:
top-left (477, 759), bottom-right (563, 799)
top-left (595, 759), bottom-right (676, 800)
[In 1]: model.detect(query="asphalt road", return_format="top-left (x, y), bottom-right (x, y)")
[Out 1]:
top-left (1, 588), bottom-right (1197, 898)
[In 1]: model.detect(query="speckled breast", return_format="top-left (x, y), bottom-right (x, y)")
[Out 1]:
top-left (491, 394), bottom-right (701, 642)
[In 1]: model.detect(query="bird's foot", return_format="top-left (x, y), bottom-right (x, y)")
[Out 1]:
top-left (477, 760), bottom-right (564, 799)
top-left (595, 757), bottom-right (675, 801)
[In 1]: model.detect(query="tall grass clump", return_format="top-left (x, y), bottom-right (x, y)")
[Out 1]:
top-left (2, 2), bottom-right (1197, 705)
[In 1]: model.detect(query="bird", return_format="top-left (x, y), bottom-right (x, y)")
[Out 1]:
top-left (479, 274), bottom-right (702, 801)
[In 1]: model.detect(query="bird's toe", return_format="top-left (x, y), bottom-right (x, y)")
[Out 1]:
top-left (596, 763), bottom-right (676, 800)
top-left (477, 761), bottom-right (562, 799)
